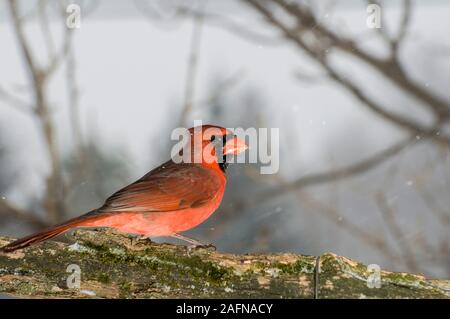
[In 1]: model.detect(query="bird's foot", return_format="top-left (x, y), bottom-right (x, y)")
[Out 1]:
top-left (129, 234), bottom-right (152, 247)
top-left (187, 243), bottom-right (216, 252)
top-left (171, 233), bottom-right (216, 252)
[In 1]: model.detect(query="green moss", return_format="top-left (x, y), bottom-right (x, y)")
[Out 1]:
top-left (275, 259), bottom-right (315, 275)
top-left (78, 240), bottom-right (235, 289)
top-left (383, 272), bottom-right (424, 288)
top-left (119, 281), bottom-right (133, 298)
top-left (4, 232), bottom-right (445, 299)
top-left (12, 267), bottom-right (34, 276)
top-left (96, 272), bottom-right (110, 284)
top-left (7, 281), bottom-right (38, 295)
top-left (317, 254), bottom-right (448, 298)
top-left (250, 261), bottom-right (268, 274)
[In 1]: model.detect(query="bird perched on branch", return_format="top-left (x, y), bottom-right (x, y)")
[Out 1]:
top-left (1, 125), bottom-right (248, 253)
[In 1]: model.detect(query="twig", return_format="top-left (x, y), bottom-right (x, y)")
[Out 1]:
top-left (134, 0), bottom-right (282, 46)
top-left (44, 3), bottom-right (74, 76)
top-left (243, 0), bottom-right (450, 126)
top-left (258, 136), bottom-right (416, 201)
top-left (8, 0), bottom-right (65, 223)
top-left (375, 192), bottom-right (418, 272)
top-left (179, 7), bottom-right (205, 126)
top-left (177, 6), bottom-right (283, 46)
top-left (298, 190), bottom-right (400, 262)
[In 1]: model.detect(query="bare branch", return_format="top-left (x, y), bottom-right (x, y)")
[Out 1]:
top-left (322, 63), bottom-right (450, 145)
top-left (134, 0), bottom-right (282, 46)
top-left (179, 8), bottom-right (204, 126)
top-left (393, 0), bottom-right (412, 54)
top-left (258, 136), bottom-right (417, 201)
top-left (1, 229), bottom-right (448, 298)
top-left (8, 0), bottom-right (65, 223)
top-left (232, 136), bottom-right (417, 230)
top-left (177, 6), bottom-right (283, 46)
top-left (375, 192), bottom-right (418, 272)
top-left (298, 190), bottom-right (400, 262)
top-left (38, 0), bottom-right (56, 60)
top-left (243, 0), bottom-right (450, 124)
top-left (8, 0), bottom-right (45, 91)
top-left (44, 3), bottom-right (74, 76)
top-left (416, 185), bottom-right (450, 226)
top-left (369, 0), bottom-right (411, 60)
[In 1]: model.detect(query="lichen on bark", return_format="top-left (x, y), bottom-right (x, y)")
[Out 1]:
top-left (0, 229), bottom-right (448, 298)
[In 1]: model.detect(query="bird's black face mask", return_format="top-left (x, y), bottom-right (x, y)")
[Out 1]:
top-left (210, 134), bottom-right (234, 172)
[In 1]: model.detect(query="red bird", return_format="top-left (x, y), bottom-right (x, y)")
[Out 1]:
top-left (1, 125), bottom-right (248, 253)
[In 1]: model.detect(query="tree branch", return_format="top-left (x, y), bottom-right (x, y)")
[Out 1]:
top-left (246, 136), bottom-right (417, 208)
top-left (243, 0), bottom-right (450, 126)
top-left (8, 0), bottom-right (66, 223)
top-left (179, 7), bottom-right (204, 126)
top-left (0, 229), bottom-right (448, 298)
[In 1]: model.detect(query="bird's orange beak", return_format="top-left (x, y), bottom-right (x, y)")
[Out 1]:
top-left (223, 136), bottom-right (248, 155)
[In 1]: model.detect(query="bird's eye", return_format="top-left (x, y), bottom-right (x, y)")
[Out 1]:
top-left (210, 135), bottom-right (216, 142)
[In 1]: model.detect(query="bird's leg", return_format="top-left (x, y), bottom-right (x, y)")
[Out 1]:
top-left (171, 233), bottom-right (216, 251)
top-left (171, 233), bottom-right (204, 246)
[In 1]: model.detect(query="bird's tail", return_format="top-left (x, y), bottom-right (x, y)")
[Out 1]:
top-left (1, 211), bottom-right (102, 253)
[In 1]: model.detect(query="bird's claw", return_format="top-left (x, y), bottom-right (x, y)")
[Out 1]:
top-left (129, 235), bottom-right (152, 247)
top-left (187, 243), bottom-right (216, 252)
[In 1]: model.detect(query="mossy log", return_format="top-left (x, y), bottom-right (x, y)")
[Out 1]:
top-left (0, 229), bottom-right (448, 298)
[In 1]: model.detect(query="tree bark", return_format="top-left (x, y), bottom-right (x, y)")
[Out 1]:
top-left (0, 229), bottom-right (448, 298)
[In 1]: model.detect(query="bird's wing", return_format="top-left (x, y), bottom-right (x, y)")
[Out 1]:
top-left (98, 161), bottom-right (224, 213)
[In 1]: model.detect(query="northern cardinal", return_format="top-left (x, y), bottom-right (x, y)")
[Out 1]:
top-left (1, 125), bottom-right (248, 253)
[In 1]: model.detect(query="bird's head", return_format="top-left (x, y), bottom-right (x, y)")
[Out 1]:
top-left (183, 125), bottom-right (248, 168)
